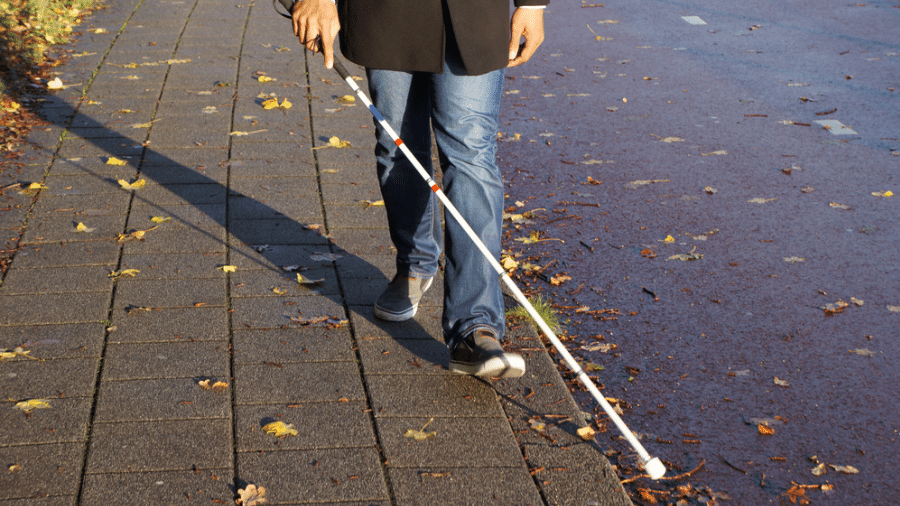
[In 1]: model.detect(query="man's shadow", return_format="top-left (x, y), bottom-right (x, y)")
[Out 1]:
top-left (18, 56), bottom-right (449, 371)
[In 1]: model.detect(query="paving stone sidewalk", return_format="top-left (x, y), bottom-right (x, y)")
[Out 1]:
top-left (0, 0), bottom-right (632, 504)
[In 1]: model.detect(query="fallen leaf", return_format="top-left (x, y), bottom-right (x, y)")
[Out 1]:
top-left (640, 248), bottom-right (657, 259)
top-left (849, 348), bottom-right (876, 357)
top-left (257, 76), bottom-right (275, 82)
top-left (701, 150), bottom-right (728, 156)
top-left (118, 178), bottom-right (146, 190)
top-left (47, 77), bottom-right (64, 89)
top-left (820, 300), bottom-right (849, 315)
top-left (783, 256), bottom-right (805, 264)
top-left (758, 423), bottom-right (775, 435)
top-left (774, 377), bottom-right (791, 387)
top-left (888, 305), bottom-right (900, 312)
top-left (262, 421), bottom-right (298, 438)
top-left (550, 274), bottom-right (571, 285)
top-left (663, 235), bottom-right (675, 243)
top-left (811, 463), bottom-right (827, 476)
top-left (336, 94), bottom-right (356, 104)
top-left (660, 137), bottom-right (685, 143)
top-left (0, 347), bottom-right (34, 361)
top-left (667, 252), bottom-right (703, 261)
top-left (116, 227), bottom-right (157, 242)
top-left (850, 297), bottom-right (864, 306)
top-left (262, 97), bottom-right (291, 110)
top-left (236, 483), bottom-right (267, 506)
top-left (500, 255), bottom-right (519, 271)
top-left (829, 202), bottom-right (852, 210)
top-left (106, 157), bottom-right (128, 166)
top-left (198, 379), bottom-right (228, 392)
top-left (218, 265), bottom-right (237, 273)
top-left (577, 426), bottom-right (596, 440)
top-left (747, 198), bottom-right (776, 204)
top-left (75, 222), bottom-right (95, 233)
top-left (14, 399), bottom-right (51, 413)
top-left (358, 199), bottom-right (385, 208)
top-left (8, 464), bottom-right (22, 473)
top-left (109, 269), bottom-right (140, 279)
top-left (328, 136), bottom-right (351, 148)
top-left (19, 182), bottom-right (47, 195)
top-left (871, 190), bottom-right (893, 197)
top-left (829, 464), bottom-right (859, 474)
top-left (296, 274), bottom-right (324, 284)
top-left (404, 418), bottom-right (436, 441)
top-left (150, 216), bottom-right (171, 223)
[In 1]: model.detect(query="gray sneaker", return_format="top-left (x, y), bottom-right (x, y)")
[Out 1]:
top-left (373, 274), bottom-right (433, 321)
top-left (449, 328), bottom-right (526, 378)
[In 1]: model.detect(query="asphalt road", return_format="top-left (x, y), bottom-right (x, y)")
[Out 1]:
top-left (499, 1), bottom-right (898, 504)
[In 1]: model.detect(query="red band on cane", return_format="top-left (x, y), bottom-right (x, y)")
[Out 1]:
top-left (394, 139), bottom-right (403, 146)
top-left (431, 184), bottom-right (439, 193)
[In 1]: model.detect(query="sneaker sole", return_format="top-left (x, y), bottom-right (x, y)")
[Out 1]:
top-left (449, 353), bottom-right (526, 379)
top-left (373, 277), bottom-right (433, 322)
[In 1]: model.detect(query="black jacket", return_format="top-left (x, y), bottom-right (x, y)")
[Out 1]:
top-left (338, 0), bottom-right (548, 75)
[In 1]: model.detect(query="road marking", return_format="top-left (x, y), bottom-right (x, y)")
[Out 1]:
top-left (682, 16), bottom-right (707, 25)
top-left (815, 119), bottom-right (857, 135)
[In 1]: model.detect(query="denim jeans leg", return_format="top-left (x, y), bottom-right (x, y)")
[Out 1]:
top-left (430, 58), bottom-right (506, 344)
top-left (366, 69), bottom-right (442, 278)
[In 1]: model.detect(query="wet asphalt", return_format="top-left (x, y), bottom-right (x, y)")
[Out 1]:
top-left (499, 1), bottom-right (898, 504)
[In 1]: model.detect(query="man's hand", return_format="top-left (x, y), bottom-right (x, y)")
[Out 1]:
top-left (292, 0), bottom-right (340, 69)
top-left (508, 7), bottom-right (544, 68)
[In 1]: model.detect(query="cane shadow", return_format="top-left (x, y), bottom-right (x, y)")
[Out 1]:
top-left (26, 87), bottom-right (450, 371)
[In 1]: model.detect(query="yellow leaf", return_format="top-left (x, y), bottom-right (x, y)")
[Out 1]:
top-left (131, 122), bottom-right (152, 128)
top-left (296, 273), bottom-right (324, 284)
top-left (663, 235), bottom-right (675, 243)
top-left (106, 157), bottom-right (128, 166)
top-left (271, 286), bottom-right (287, 295)
top-left (701, 150), bottom-right (728, 156)
top-left (404, 418), bottom-right (436, 441)
top-left (849, 348), bottom-right (876, 357)
top-left (75, 222), bottom-right (95, 233)
top-left (150, 216), bottom-right (171, 223)
top-left (773, 377), bottom-right (791, 387)
top-left (784, 256), bottom-right (805, 264)
top-left (501, 255), bottom-right (518, 271)
top-left (116, 226), bottom-right (157, 242)
top-left (577, 426), bottom-right (596, 440)
top-left (280, 98), bottom-right (292, 109)
top-left (118, 178), bottom-right (146, 190)
top-left (113, 109), bottom-right (133, 114)
top-left (872, 190), bottom-right (893, 197)
top-left (747, 198), bottom-right (776, 204)
top-left (336, 94), bottom-right (356, 104)
top-left (236, 484), bottom-right (266, 506)
top-left (262, 421), bottom-right (298, 438)
top-left (257, 76), bottom-right (275, 82)
top-left (109, 268), bottom-right (140, 278)
top-left (218, 265), bottom-right (237, 273)
top-left (262, 98), bottom-right (279, 109)
top-left (15, 399), bottom-right (51, 412)
top-left (358, 199), bottom-right (384, 208)
top-left (20, 182), bottom-right (47, 195)
top-left (660, 137), bottom-right (684, 143)
top-left (0, 347), bottom-right (33, 361)
top-left (328, 136), bottom-right (352, 148)
top-left (47, 77), bottom-right (64, 89)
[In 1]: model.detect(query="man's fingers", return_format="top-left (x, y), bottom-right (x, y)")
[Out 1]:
top-left (507, 8), bottom-right (545, 67)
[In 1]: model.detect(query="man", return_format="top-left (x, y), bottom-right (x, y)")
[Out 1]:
top-left (293, 0), bottom-right (546, 378)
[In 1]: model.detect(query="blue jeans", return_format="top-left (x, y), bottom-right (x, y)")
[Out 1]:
top-left (367, 50), bottom-right (505, 346)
